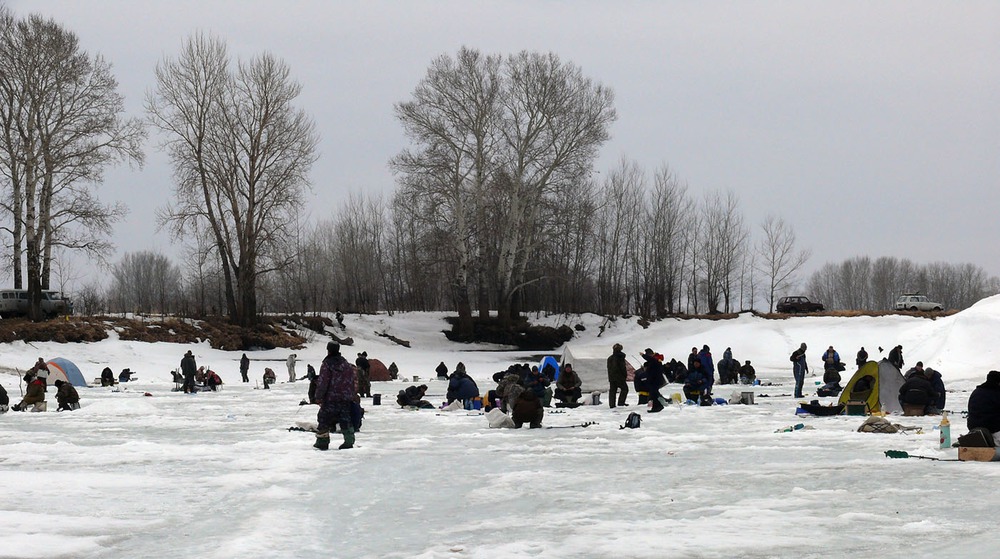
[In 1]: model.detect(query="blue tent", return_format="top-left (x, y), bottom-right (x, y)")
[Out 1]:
top-left (47, 357), bottom-right (87, 387)
top-left (539, 355), bottom-right (561, 381)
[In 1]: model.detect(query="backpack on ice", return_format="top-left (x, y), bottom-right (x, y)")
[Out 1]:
top-left (620, 412), bottom-right (641, 429)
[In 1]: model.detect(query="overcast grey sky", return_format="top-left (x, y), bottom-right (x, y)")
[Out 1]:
top-left (8, 0), bottom-right (1000, 285)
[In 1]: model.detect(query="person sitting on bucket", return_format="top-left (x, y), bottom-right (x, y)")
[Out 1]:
top-left (54, 379), bottom-right (80, 411)
top-left (13, 367), bottom-right (47, 411)
top-left (967, 370), bottom-right (1000, 440)
top-left (312, 341), bottom-right (358, 451)
top-left (554, 363), bottom-right (583, 406)
top-left (262, 368), bottom-right (276, 389)
top-left (205, 369), bottom-right (223, 391)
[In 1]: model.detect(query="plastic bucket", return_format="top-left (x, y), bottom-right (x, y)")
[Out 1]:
top-left (372, 394), bottom-right (381, 405)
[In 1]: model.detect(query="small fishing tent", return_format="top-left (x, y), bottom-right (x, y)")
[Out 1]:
top-left (368, 358), bottom-right (391, 382)
top-left (539, 356), bottom-right (560, 380)
top-left (46, 357), bottom-right (87, 387)
top-left (838, 359), bottom-right (905, 414)
top-left (560, 345), bottom-right (636, 392)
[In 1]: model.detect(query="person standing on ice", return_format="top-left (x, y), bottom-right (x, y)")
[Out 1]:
top-left (312, 341), bottom-right (358, 450)
top-left (355, 351), bottom-right (372, 398)
top-left (180, 350), bottom-right (198, 394)
top-left (642, 349), bottom-right (668, 413)
top-left (698, 345), bottom-right (715, 395)
top-left (607, 343), bottom-right (629, 408)
top-left (790, 343), bottom-right (808, 399)
top-left (888, 345), bottom-right (904, 371)
top-left (240, 353), bottom-right (250, 383)
top-left (855, 347), bottom-right (868, 368)
top-left (286, 353), bottom-right (297, 383)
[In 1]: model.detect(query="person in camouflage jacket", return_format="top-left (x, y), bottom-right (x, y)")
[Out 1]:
top-left (312, 342), bottom-right (358, 450)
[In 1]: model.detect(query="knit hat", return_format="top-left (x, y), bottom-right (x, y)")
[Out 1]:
top-left (327, 341), bottom-right (340, 355)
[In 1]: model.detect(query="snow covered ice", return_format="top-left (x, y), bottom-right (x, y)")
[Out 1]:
top-left (5, 299), bottom-right (1000, 558)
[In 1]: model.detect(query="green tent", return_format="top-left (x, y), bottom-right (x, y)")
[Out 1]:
top-left (838, 359), bottom-right (905, 414)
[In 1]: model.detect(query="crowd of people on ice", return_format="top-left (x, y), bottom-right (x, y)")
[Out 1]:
top-left (6, 334), bottom-right (1000, 458)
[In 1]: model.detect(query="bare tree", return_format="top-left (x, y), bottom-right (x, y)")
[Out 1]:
top-left (699, 191), bottom-right (748, 313)
top-left (0, 9), bottom-right (144, 320)
top-left (393, 47), bottom-right (615, 332)
top-left (109, 251), bottom-right (182, 315)
top-left (147, 33), bottom-right (318, 326)
top-left (756, 214), bottom-right (811, 311)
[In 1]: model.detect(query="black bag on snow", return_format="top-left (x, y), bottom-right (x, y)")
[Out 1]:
top-left (620, 412), bottom-right (641, 429)
top-left (958, 427), bottom-right (995, 448)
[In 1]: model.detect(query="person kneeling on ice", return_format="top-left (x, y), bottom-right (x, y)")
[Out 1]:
top-left (54, 379), bottom-right (80, 411)
top-left (738, 360), bottom-right (756, 385)
top-left (397, 384), bottom-right (434, 409)
top-left (101, 367), bottom-right (115, 387)
top-left (511, 389), bottom-right (543, 428)
top-left (446, 365), bottom-right (479, 406)
top-left (554, 363), bottom-right (583, 406)
top-left (13, 368), bottom-right (47, 411)
top-left (683, 359), bottom-right (707, 403)
top-left (262, 368), bottom-right (276, 389)
top-left (312, 341), bottom-right (358, 450)
top-left (205, 369), bottom-right (223, 391)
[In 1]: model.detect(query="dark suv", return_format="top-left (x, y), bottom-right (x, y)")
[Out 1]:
top-left (776, 296), bottom-right (824, 313)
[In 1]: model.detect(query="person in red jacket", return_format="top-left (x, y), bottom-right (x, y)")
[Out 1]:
top-left (312, 341), bottom-right (358, 450)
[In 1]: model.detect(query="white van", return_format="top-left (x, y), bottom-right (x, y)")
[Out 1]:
top-left (0, 289), bottom-right (74, 318)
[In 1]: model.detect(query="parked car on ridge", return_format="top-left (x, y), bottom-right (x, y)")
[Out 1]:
top-left (776, 296), bottom-right (824, 313)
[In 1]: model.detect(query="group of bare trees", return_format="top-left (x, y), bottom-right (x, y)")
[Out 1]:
top-left (0, 8), bottom-right (144, 320)
top-left (806, 256), bottom-right (999, 311)
top-left (1, 9), bottom-right (995, 326)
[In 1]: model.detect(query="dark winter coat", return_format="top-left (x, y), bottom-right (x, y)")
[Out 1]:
top-left (684, 366), bottom-right (707, 395)
top-left (314, 353), bottom-right (356, 405)
top-left (856, 348), bottom-right (868, 368)
top-left (181, 353), bottom-right (197, 378)
top-left (738, 363), bottom-right (756, 383)
top-left (633, 365), bottom-right (649, 393)
top-left (898, 373), bottom-right (938, 406)
top-left (967, 379), bottom-right (1000, 433)
top-left (435, 362), bottom-right (449, 378)
top-left (240, 354), bottom-right (250, 373)
top-left (607, 350), bottom-right (627, 382)
top-left (101, 368), bottom-right (115, 385)
top-left (21, 378), bottom-right (46, 405)
top-left (447, 372), bottom-right (480, 403)
top-left (556, 368), bottom-right (582, 392)
top-left (927, 369), bottom-right (946, 410)
top-left (888, 347), bottom-right (904, 370)
top-left (511, 390), bottom-right (543, 427)
top-left (400, 385), bottom-right (429, 407)
top-left (643, 355), bottom-right (667, 390)
top-left (523, 369), bottom-right (550, 399)
top-left (791, 347), bottom-right (808, 374)
top-left (698, 349), bottom-right (715, 376)
top-left (56, 381), bottom-right (80, 408)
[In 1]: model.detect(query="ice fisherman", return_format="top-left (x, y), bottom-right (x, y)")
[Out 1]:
top-left (554, 363), bottom-right (583, 406)
top-left (312, 341), bottom-right (358, 450)
top-left (287, 354), bottom-right (297, 383)
top-left (791, 343), bottom-right (808, 399)
top-left (967, 371), bottom-right (1000, 439)
top-left (262, 368), bottom-right (277, 389)
top-left (607, 343), bottom-right (629, 408)
top-left (240, 353), bottom-right (250, 383)
top-left (180, 350), bottom-right (197, 394)
top-left (13, 367), bottom-right (47, 411)
top-left (355, 351), bottom-right (372, 398)
top-left (54, 379), bottom-right (80, 411)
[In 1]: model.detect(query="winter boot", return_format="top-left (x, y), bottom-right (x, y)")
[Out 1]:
top-left (313, 432), bottom-right (330, 451)
top-left (648, 398), bottom-right (664, 413)
top-left (339, 427), bottom-right (355, 450)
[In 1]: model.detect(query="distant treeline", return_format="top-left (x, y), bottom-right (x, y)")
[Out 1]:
top-left (806, 256), bottom-right (998, 311)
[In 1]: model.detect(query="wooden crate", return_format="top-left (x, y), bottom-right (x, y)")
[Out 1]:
top-left (958, 447), bottom-right (998, 462)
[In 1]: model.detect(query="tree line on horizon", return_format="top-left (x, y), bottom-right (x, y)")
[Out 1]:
top-left (1, 10), bottom-right (996, 327)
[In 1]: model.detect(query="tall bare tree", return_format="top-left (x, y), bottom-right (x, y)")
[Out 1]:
top-left (756, 214), bottom-right (810, 311)
top-left (394, 47), bottom-right (615, 332)
top-left (147, 33), bottom-right (318, 326)
top-left (0, 9), bottom-right (144, 320)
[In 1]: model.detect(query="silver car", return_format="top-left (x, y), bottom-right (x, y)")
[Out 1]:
top-left (894, 293), bottom-right (943, 312)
